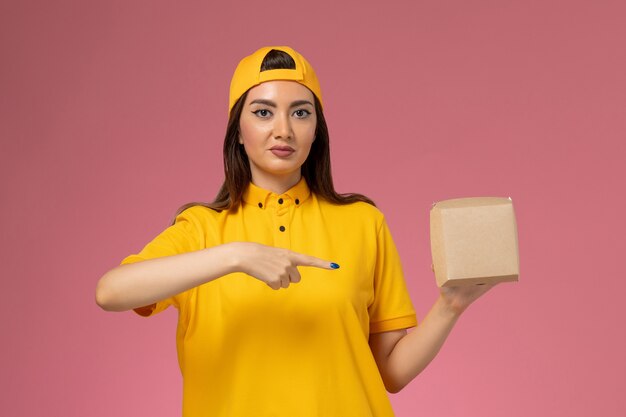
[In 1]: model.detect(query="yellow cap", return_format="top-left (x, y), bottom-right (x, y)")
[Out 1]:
top-left (228, 46), bottom-right (323, 116)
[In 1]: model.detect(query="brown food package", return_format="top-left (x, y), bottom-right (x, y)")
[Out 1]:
top-left (430, 197), bottom-right (520, 287)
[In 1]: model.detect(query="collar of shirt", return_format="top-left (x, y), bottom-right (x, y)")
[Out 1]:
top-left (242, 177), bottom-right (311, 210)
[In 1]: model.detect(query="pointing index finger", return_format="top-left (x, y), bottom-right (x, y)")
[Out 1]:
top-left (293, 253), bottom-right (340, 270)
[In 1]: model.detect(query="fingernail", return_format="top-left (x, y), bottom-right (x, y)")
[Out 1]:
top-left (330, 263), bottom-right (340, 269)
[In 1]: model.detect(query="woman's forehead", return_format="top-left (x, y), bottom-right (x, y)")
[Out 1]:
top-left (245, 80), bottom-right (314, 104)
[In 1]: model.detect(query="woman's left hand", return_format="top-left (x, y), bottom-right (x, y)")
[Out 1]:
top-left (438, 282), bottom-right (498, 316)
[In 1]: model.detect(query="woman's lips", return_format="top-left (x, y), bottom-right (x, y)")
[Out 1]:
top-left (270, 148), bottom-right (295, 157)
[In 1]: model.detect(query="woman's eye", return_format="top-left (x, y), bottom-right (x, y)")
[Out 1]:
top-left (294, 109), bottom-right (311, 118)
top-left (253, 109), bottom-right (271, 118)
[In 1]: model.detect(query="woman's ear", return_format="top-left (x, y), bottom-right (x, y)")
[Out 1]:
top-left (238, 134), bottom-right (243, 145)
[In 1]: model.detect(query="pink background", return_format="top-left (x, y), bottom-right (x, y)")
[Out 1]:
top-left (1, 0), bottom-right (624, 415)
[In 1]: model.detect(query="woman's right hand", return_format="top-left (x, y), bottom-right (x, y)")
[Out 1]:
top-left (231, 242), bottom-right (338, 290)
top-left (96, 241), bottom-right (338, 312)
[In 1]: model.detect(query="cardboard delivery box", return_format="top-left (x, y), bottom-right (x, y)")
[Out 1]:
top-left (430, 197), bottom-right (519, 287)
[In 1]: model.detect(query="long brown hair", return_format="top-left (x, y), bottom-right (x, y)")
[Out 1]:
top-left (170, 49), bottom-right (375, 225)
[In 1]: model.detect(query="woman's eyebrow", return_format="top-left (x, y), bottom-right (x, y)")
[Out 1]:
top-left (289, 100), bottom-right (314, 107)
top-left (249, 99), bottom-right (314, 108)
top-left (249, 99), bottom-right (277, 107)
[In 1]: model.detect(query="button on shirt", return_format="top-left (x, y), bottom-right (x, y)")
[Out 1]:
top-left (120, 177), bottom-right (418, 417)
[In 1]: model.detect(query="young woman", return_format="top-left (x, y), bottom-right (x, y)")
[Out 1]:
top-left (96, 46), bottom-right (495, 417)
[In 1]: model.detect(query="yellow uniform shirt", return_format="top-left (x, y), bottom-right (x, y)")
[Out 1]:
top-left (121, 177), bottom-right (418, 416)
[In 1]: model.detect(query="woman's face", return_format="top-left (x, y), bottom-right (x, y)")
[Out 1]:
top-left (238, 80), bottom-right (317, 187)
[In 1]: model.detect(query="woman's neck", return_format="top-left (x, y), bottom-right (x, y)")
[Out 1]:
top-left (250, 171), bottom-right (302, 195)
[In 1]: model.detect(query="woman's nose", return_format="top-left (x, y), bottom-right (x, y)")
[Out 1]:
top-left (272, 113), bottom-right (293, 140)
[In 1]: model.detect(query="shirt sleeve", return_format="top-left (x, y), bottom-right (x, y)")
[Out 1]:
top-left (368, 215), bottom-right (418, 333)
top-left (119, 206), bottom-right (205, 317)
